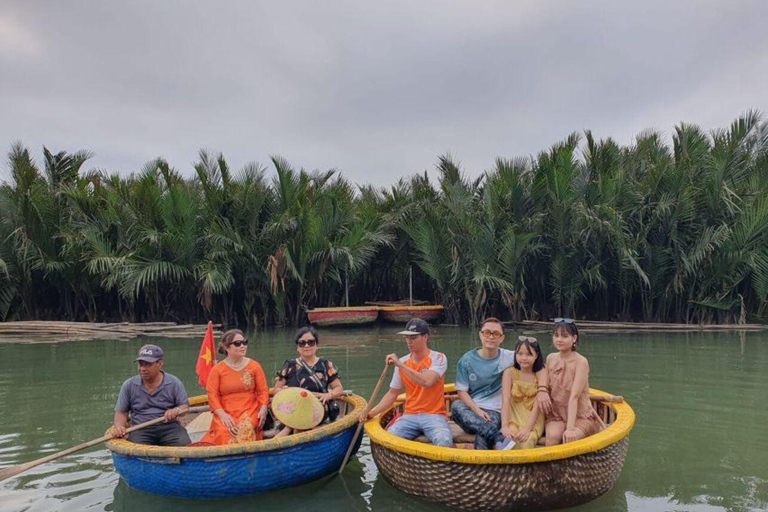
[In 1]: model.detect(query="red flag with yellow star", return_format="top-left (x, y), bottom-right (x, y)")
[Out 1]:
top-left (195, 321), bottom-right (215, 387)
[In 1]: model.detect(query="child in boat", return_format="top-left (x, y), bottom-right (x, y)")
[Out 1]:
top-left (496, 336), bottom-right (546, 449)
top-left (544, 318), bottom-right (602, 445)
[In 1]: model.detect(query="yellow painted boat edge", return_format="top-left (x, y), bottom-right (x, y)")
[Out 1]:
top-left (364, 384), bottom-right (635, 464)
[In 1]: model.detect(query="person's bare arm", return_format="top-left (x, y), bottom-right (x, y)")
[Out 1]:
top-left (500, 367), bottom-right (514, 437)
top-left (111, 411), bottom-right (129, 437)
top-left (514, 400), bottom-right (541, 444)
top-left (162, 402), bottom-right (189, 422)
top-left (364, 387), bottom-right (402, 421)
top-left (388, 353), bottom-right (440, 387)
top-left (317, 378), bottom-right (343, 404)
top-left (534, 366), bottom-right (552, 414)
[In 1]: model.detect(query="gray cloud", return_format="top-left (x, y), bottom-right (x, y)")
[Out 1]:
top-left (2, 1), bottom-right (767, 186)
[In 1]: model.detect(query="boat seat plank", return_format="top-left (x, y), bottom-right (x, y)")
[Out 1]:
top-left (186, 412), bottom-right (212, 443)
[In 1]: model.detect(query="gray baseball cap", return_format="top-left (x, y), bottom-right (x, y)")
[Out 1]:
top-left (135, 344), bottom-right (164, 362)
top-left (397, 318), bottom-right (430, 335)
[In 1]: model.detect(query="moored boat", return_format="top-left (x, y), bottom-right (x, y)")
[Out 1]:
top-left (306, 306), bottom-right (380, 327)
top-left (107, 393), bottom-right (366, 498)
top-left (364, 384), bottom-right (635, 511)
top-left (378, 304), bottom-right (444, 323)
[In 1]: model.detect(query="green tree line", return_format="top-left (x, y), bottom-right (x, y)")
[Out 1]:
top-left (2, 112), bottom-right (768, 326)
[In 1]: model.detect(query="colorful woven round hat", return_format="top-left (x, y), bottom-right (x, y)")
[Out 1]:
top-left (271, 387), bottom-right (325, 430)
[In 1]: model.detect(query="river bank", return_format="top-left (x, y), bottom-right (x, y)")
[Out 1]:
top-left (510, 319), bottom-right (768, 332)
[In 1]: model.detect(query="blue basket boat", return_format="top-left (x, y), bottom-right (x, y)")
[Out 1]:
top-left (106, 393), bottom-right (366, 498)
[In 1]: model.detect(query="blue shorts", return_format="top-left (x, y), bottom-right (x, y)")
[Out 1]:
top-left (387, 413), bottom-right (453, 447)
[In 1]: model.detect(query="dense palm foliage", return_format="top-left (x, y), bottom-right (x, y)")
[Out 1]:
top-left (3, 113), bottom-right (768, 326)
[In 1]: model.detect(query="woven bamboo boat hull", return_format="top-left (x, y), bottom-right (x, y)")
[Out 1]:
top-left (365, 385), bottom-right (634, 512)
top-left (371, 437), bottom-right (628, 511)
top-left (307, 306), bottom-right (380, 326)
top-left (379, 305), bottom-right (444, 323)
top-left (107, 394), bottom-right (366, 498)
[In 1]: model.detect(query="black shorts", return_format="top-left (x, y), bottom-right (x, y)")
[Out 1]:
top-left (127, 421), bottom-right (190, 446)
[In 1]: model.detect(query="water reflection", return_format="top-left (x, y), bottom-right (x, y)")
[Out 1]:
top-left (110, 460), bottom-right (371, 512)
top-left (1, 328), bottom-right (768, 511)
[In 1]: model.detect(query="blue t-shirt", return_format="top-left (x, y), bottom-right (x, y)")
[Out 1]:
top-left (115, 372), bottom-right (188, 424)
top-left (454, 348), bottom-right (516, 412)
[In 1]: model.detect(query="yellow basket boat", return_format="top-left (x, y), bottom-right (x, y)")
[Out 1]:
top-left (364, 384), bottom-right (635, 511)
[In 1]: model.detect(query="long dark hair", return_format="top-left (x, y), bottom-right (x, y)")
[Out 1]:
top-left (512, 336), bottom-right (544, 372)
top-left (293, 325), bottom-right (320, 344)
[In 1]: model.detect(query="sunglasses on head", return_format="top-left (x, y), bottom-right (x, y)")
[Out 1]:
top-left (517, 335), bottom-right (538, 343)
top-left (480, 329), bottom-right (504, 340)
top-left (228, 339), bottom-right (248, 348)
top-left (553, 317), bottom-right (575, 324)
top-left (296, 338), bottom-right (317, 347)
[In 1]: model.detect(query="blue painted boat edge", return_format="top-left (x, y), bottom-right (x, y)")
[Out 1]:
top-left (112, 424), bottom-right (360, 498)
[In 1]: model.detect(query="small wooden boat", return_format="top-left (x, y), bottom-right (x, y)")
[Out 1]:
top-left (378, 304), bottom-right (444, 323)
top-left (306, 306), bottom-right (380, 327)
top-left (364, 384), bottom-right (635, 511)
top-left (107, 393), bottom-right (366, 498)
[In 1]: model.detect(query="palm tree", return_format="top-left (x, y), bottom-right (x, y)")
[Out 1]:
top-left (4, 112), bottom-right (768, 325)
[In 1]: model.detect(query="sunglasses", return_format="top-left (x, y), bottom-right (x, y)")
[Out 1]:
top-left (518, 335), bottom-right (538, 343)
top-left (228, 339), bottom-right (248, 347)
top-left (554, 317), bottom-right (575, 324)
top-left (480, 329), bottom-right (504, 340)
top-left (296, 338), bottom-right (317, 347)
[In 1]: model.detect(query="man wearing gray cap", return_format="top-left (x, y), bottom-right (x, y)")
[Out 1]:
top-left (111, 344), bottom-right (191, 446)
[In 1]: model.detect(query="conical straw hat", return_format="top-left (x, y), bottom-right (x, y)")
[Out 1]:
top-left (271, 387), bottom-right (325, 430)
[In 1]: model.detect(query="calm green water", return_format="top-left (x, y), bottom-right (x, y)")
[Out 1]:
top-left (0, 327), bottom-right (767, 512)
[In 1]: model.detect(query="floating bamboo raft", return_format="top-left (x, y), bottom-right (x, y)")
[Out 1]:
top-left (0, 321), bottom-right (223, 343)
top-left (509, 319), bottom-right (768, 332)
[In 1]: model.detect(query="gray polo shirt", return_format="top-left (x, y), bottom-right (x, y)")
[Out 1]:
top-left (115, 371), bottom-right (188, 424)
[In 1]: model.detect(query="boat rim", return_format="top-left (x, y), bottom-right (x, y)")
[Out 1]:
top-left (378, 305), bottom-right (445, 311)
top-left (307, 306), bottom-right (381, 313)
top-left (106, 393), bottom-right (366, 458)
top-left (364, 383), bottom-right (635, 465)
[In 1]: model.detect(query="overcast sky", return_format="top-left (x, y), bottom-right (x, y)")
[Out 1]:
top-left (2, 1), bottom-right (767, 186)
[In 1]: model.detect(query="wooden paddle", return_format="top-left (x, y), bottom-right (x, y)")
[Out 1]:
top-left (338, 362), bottom-right (390, 474)
top-left (0, 405), bottom-right (208, 482)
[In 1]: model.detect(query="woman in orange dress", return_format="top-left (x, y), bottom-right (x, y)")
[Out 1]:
top-left (200, 329), bottom-right (270, 445)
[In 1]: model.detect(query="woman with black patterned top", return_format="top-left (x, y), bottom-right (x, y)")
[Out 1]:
top-left (273, 326), bottom-right (344, 437)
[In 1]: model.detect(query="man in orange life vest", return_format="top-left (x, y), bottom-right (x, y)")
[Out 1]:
top-left (364, 319), bottom-right (453, 447)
